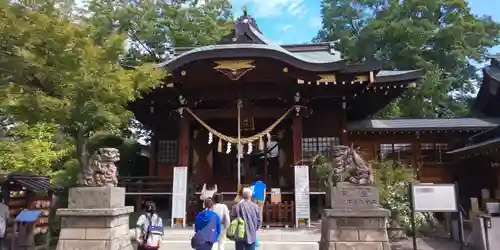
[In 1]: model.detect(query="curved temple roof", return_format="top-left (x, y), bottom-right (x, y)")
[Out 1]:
top-left (156, 11), bottom-right (422, 82)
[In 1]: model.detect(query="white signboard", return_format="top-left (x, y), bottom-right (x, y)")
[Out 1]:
top-left (412, 184), bottom-right (457, 212)
top-left (171, 166), bottom-right (188, 227)
top-left (294, 165), bottom-right (311, 227)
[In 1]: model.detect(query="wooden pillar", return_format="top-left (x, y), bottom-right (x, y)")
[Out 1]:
top-left (292, 116), bottom-right (303, 164)
top-left (413, 132), bottom-right (421, 180)
top-left (340, 99), bottom-right (348, 145)
top-left (264, 141), bottom-right (268, 185)
top-left (149, 135), bottom-right (156, 176)
top-left (244, 156), bottom-right (251, 183)
top-left (178, 118), bottom-right (190, 166)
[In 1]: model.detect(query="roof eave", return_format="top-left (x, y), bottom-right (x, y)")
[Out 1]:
top-left (347, 127), bottom-right (493, 132)
top-left (375, 69), bottom-right (424, 83)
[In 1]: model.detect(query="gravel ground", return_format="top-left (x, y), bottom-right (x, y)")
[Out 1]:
top-left (390, 237), bottom-right (469, 250)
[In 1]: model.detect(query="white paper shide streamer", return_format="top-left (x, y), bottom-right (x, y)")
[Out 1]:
top-left (208, 132), bottom-right (213, 144)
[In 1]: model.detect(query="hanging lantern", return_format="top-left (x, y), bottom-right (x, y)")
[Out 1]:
top-left (247, 142), bottom-right (253, 154)
top-left (208, 132), bottom-right (213, 144)
top-left (226, 142), bottom-right (231, 154)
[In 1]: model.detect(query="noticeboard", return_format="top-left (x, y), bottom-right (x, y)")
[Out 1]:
top-left (411, 183), bottom-right (457, 212)
top-left (171, 166), bottom-right (188, 227)
top-left (294, 165), bottom-right (311, 227)
top-left (270, 188), bottom-right (281, 204)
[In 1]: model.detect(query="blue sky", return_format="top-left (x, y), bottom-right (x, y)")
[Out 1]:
top-left (230, 0), bottom-right (500, 55)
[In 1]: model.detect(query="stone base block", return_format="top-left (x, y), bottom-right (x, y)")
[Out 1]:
top-left (319, 208), bottom-right (391, 250)
top-left (321, 242), bottom-right (390, 250)
top-left (69, 187), bottom-right (126, 209)
top-left (56, 187), bottom-right (134, 250)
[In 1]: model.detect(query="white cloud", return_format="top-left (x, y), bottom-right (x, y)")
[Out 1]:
top-left (281, 24), bottom-right (293, 31)
top-left (309, 17), bottom-right (322, 29)
top-left (232, 0), bottom-right (305, 18)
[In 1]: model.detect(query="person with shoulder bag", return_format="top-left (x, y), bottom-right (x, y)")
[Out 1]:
top-left (135, 201), bottom-right (164, 250)
top-left (191, 198), bottom-right (221, 250)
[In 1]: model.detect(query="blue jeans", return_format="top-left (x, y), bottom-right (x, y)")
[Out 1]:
top-left (235, 242), bottom-right (256, 250)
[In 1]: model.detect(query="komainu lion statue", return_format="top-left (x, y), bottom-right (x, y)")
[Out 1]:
top-left (78, 148), bottom-right (120, 187)
top-left (331, 145), bottom-right (374, 185)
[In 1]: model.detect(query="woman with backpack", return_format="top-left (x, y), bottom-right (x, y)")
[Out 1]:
top-left (192, 198), bottom-right (221, 250)
top-left (135, 201), bottom-right (164, 250)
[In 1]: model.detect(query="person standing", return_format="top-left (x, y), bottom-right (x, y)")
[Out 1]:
top-left (192, 198), bottom-right (221, 250)
top-left (135, 201), bottom-right (164, 250)
top-left (231, 188), bottom-right (260, 250)
top-left (212, 193), bottom-right (230, 250)
top-left (0, 194), bottom-right (8, 249)
top-left (250, 176), bottom-right (267, 225)
top-left (200, 181), bottom-right (218, 208)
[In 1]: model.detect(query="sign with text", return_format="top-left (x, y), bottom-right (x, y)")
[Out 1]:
top-left (294, 165), bottom-right (311, 226)
top-left (171, 166), bottom-right (188, 227)
top-left (411, 183), bottom-right (457, 212)
top-left (332, 183), bottom-right (379, 209)
top-left (270, 188), bottom-right (281, 204)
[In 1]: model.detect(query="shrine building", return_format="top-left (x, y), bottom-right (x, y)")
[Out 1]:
top-left (127, 10), bottom-right (500, 223)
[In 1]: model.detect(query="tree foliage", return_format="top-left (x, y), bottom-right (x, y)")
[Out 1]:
top-left (84, 0), bottom-right (233, 64)
top-left (0, 123), bottom-right (71, 176)
top-left (315, 0), bottom-right (500, 118)
top-left (0, 0), bottom-right (234, 178)
top-left (372, 160), bottom-right (436, 233)
top-left (0, 1), bottom-right (164, 175)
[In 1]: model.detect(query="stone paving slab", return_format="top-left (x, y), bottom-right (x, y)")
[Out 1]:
top-left (390, 237), bottom-right (470, 250)
top-left (488, 217), bottom-right (500, 249)
top-left (157, 241), bottom-right (319, 250)
top-left (131, 238), bottom-right (466, 250)
top-left (129, 228), bottom-right (321, 242)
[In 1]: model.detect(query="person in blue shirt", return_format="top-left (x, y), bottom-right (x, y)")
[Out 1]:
top-left (250, 175), bottom-right (267, 226)
top-left (193, 198), bottom-right (221, 250)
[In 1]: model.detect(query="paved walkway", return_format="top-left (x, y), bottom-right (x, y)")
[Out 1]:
top-left (487, 217), bottom-right (500, 249)
top-left (129, 228), bottom-right (467, 250)
top-left (390, 237), bottom-right (469, 250)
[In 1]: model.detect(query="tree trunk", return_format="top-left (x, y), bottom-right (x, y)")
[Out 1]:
top-left (75, 129), bottom-right (89, 185)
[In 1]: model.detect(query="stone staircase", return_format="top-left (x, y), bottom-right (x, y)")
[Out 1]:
top-left (130, 228), bottom-right (321, 250)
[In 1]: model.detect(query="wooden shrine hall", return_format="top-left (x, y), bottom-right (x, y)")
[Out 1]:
top-left (126, 9), bottom-right (500, 224)
top-left (446, 56), bottom-right (500, 214)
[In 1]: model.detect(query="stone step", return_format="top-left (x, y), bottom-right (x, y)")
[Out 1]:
top-left (156, 241), bottom-right (319, 250)
top-left (129, 228), bottom-right (321, 242)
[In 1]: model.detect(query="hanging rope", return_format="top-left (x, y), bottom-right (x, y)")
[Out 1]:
top-left (182, 106), bottom-right (296, 144)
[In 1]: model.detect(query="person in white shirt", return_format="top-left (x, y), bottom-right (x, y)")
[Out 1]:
top-left (211, 193), bottom-right (230, 250)
top-left (0, 194), bottom-right (9, 248)
top-left (200, 182), bottom-right (218, 204)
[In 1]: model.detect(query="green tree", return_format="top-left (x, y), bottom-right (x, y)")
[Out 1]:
top-left (315, 0), bottom-right (500, 118)
top-left (0, 1), bottom-right (164, 175)
top-left (0, 123), bottom-right (71, 176)
top-left (83, 0), bottom-right (233, 64)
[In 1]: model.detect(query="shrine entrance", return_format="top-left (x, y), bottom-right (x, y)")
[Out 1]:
top-left (187, 101), bottom-right (297, 193)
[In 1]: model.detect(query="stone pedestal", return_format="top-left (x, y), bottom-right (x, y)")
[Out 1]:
top-left (320, 183), bottom-right (391, 250)
top-left (56, 187), bottom-right (134, 250)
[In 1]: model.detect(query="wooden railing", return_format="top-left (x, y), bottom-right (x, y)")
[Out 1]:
top-left (264, 201), bottom-right (295, 227)
top-left (120, 176), bottom-right (325, 226)
top-left (119, 176), bottom-right (172, 194)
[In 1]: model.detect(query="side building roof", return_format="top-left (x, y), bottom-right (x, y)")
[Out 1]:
top-left (347, 118), bottom-right (500, 132)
